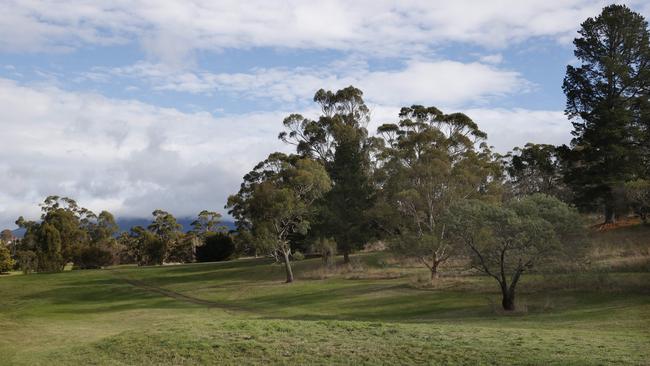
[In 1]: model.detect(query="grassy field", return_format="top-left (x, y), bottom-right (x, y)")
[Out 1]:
top-left (0, 226), bottom-right (649, 365)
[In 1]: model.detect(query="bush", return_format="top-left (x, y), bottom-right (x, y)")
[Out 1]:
top-left (195, 232), bottom-right (235, 262)
top-left (312, 237), bottom-right (336, 266)
top-left (73, 245), bottom-right (113, 269)
top-left (0, 245), bottom-right (14, 273)
top-left (16, 250), bottom-right (37, 274)
top-left (292, 250), bottom-right (305, 261)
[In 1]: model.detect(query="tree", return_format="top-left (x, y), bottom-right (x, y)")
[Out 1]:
top-left (0, 244), bottom-right (14, 273)
top-left (121, 226), bottom-right (165, 266)
top-left (279, 86), bottom-right (375, 262)
top-left (75, 210), bottom-right (119, 268)
top-left (624, 179), bottom-right (650, 222)
top-left (148, 209), bottom-right (182, 263)
top-left (0, 229), bottom-right (14, 244)
top-left (446, 194), bottom-right (584, 311)
top-left (15, 196), bottom-right (120, 271)
top-left (227, 153), bottom-right (331, 282)
top-left (0, 229), bottom-right (16, 256)
top-left (562, 4), bottom-right (650, 223)
top-left (502, 143), bottom-right (570, 200)
top-left (374, 105), bottom-right (501, 282)
top-left (191, 210), bottom-right (226, 236)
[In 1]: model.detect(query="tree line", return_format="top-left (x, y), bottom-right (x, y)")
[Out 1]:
top-left (4, 199), bottom-right (235, 273)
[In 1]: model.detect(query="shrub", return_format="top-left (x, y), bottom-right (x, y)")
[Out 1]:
top-left (16, 250), bottom-right (37, 274)
top-left (195, 232), bottom-right (235, 262)
top-left (73, 245), bottom-right (113, 269)
top-left (0, 244), bottom-right (14, 273)
top-left (292, 250), bottom-right (305, 261)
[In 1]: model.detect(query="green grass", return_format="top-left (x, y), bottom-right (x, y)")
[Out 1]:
top-left (1, 228), bottom-right (649, 365)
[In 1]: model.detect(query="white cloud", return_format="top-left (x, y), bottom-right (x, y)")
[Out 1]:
top-left (0, 78), bottom-right (290, 228)
top-left (3, 0), bottom-right (647, 60)
top-left (363, 105), bottom-right (571, 154)
top-left (479, 54), bottom-right (504, 64)
top-left (98, 59), bottom-right (530, 108)
top-left (464, 108), bottom-right (572, 152)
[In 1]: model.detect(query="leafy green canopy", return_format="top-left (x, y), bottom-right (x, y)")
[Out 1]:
top-left (373, 105), bottom-right (501, 278)
top-left (279, 86), bottom-right (375, 259)
top-left (15, 196), bottom-right (118, 272)
top-left (227, 153), bottom-right (331, 282)
top-left (446, 194), bottom-right (584, 310)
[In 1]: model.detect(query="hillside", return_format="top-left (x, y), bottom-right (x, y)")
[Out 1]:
top-left (0, 225), bottom-right (648, 365)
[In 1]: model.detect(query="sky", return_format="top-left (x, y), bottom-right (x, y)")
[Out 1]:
top-left (1, 0), bottom-right (649, 229)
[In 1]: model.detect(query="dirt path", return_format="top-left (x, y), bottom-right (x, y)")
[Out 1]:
top-left (110, 272), bottom-right (249, 313)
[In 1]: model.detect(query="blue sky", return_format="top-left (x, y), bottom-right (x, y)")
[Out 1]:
top-left (1, 0), bottom-right (649, 228)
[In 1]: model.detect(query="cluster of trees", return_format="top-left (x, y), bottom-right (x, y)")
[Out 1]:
top-left (505, 4), bottom-right (650, 224)
top-left (7, 199), bottom-right (235, 274)
top-left (227, 5), bottom-right (649, 311)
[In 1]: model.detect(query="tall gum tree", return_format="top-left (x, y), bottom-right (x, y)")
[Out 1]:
top-left (374, 105), bottom-right (502, 282)
top-left (279, 86), bottom-right (374, 263)
top-left (227, 153), bottom-right (331, 283)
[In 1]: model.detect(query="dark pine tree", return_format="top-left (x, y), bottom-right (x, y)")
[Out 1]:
top-left (562, 4), bottom-right (650, 223)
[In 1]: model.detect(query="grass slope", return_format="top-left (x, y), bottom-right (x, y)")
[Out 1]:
top-left (1, 227), bottom-right (649, 365)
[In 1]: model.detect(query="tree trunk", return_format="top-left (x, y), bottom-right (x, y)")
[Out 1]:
top-left (501, 289), bottom-right (515, 311)
top-left (430, 262), bottom-right (439, 284)
top-left (282, 250), bottom-right (294, 283)
top-left (604, 203), bottom-right (616, 224)
top-left (343, 251), bottom-right (350, 264)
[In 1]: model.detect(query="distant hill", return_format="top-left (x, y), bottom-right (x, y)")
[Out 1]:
top-left (8, 217), bottom-right (236, 238)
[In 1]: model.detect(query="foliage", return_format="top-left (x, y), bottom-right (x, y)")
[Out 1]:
top-left (624, 179), bottom-right (650, 222)
top-left (279, 86), bottom-right (375, 262)
top-left (120, 226), bottom-right (165, 266)
top-left (227, 153), bottom-right (331, 282)
top-left (313, 237), bottom-right (337, 266)
top-left (374, 105), bottom-right (501, 281)
top-left (14, 196), bottom-right (122, 272)
top-left (0, 244), bottom-right (14, 273)
top-left (562, 4), bottom-right (650, 222)
top-left (502, 143), bottom-right (570, 200)
top-left (195, 232), bottom-right (235, 262)
top-left (72, 245), bottom-right (113, 269)
top-left (148, 209), bottom-right (182, 262)
top-left (190, 210), bottom-right (226, 236)
top-left (292, 250), bottom-right (305, 261)
top-left (15, 251), bottom-right (37, 274)
top-left (445, 194), bottom-right (584, 310)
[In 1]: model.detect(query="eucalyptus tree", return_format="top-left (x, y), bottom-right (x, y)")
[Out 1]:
top-left (0, 244), bottom-right (14, 273)
top-left (120, 226), bottom-right (164, 266)
top-left (190, 210), bottom-right (226, 236)
top-left (374, 106), bottom-right (501, 281)
top-left (562, 4), bottom-right (650, 223)
top-left (15, 196), bottom-right (91, 271)
top-left (502, 143), bottom-right (570, 200)
top-left (148, 209), bottom-right (183, 263)
top-left (446, 194), bottom-right (584, 311)
top-left (227, 153), bottom-right (331, 282)
top-left (279, 86), bottom-right (375, 262)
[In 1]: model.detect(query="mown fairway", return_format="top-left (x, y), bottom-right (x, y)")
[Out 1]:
top-left (1, 228), bottom-right (649, 365)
